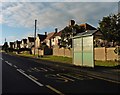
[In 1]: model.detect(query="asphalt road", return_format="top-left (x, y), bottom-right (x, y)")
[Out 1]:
top-left (1, 52), bottom-right (120, 95)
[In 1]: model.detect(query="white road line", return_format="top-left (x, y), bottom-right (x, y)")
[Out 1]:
top-left (18, 69), bottom-right (25, 73)
top-left (29, 75), bottom-right (38, 80)
top-left (45, 67), bottom-right (55, 71)
top-left (40, 68), bottom-right (48, 72)
top-left (5, 61), bottom-right (8, 63)
top-left (13, 65), bottom-right (17, 68)
top-left (17, 69), bottom-right (44, 87)
top-left (88, 74), bottom-right (120, 84)
top-left (5, 61), bottom-right (12, 66)
top-left (57, 74), bottom-right (75, 82)
top-left (46, 85), bottom-right (64, 95)
top-left (0, 58), bottom-right (3, 60)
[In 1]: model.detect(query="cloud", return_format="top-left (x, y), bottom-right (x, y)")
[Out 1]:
top-left (2, 2), bottom-right (118, 31)
top-left (0, 0), bottom-right (119, 2)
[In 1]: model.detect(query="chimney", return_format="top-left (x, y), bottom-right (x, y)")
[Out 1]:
top-left (69, 20), bottom-right (75, 26)
top-left (55, 28), bottom-right (58, 33)
top-left (45, 32), bottom-right (47, 36)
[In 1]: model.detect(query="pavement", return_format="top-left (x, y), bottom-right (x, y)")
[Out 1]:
top-left (20, 55), bottom-right (120, 84)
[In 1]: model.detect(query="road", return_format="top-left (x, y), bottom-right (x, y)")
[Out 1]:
top-left (1, 52), bottom-right (120, 95)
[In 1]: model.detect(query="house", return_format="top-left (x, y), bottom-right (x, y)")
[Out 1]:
top-left (35, 34), bottom-right (47, 48)
top-left (44, 32), bottom-right (56, 48)
top-left (20, 39), bottom-right (27, 48)
top-left (14, 40), bottom-right (21, 49)
top-left (44, 32), bottom-right (55, 47)
top-left (9, 42), bottom-right (15, 49)
top-left (51, 31), bottom-right (62, 47)
top-left (26, 37), bottom-right (34, 49)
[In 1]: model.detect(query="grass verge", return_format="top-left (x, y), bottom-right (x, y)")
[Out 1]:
top-left (95, 60), bottom-right (119, 67)
top-left (8, 52), bottom-right (119, 67)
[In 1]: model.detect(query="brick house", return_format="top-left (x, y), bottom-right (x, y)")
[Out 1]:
top-left (26, 37), bottom-right (34, 49)
top-left (44, 32), bottom-right (55, 48)
top-left (51, 31), bottom-right (62, 47)
top-left (14, 40), bottom-right (21, 49)
top-left (20, 39), bottom-right (27, 48)
top-left (35, 34), bottom-right (47, 48)
top-left (9, 42), bottom-right (15, 49)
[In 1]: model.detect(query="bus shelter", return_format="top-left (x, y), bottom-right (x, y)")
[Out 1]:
top-left (72, 30), bottom-right (98, 67)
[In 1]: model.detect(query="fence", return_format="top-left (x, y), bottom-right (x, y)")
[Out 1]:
top-left (53, 47), bottom-right (72, 57)
top-left (53, 47), bottom-right (118, 61)
top-left (94, 47), bottom-right (118, 61)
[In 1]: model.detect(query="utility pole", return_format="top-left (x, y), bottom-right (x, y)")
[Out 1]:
top-left (34, 19), bottom-right (37, 55)
top-left (5, 38), bottom-right (6, 42)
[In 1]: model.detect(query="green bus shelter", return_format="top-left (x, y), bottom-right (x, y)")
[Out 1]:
top-left (72, 30), bottom-right (98, 67)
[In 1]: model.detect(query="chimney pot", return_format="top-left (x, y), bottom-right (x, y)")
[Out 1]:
top-left (55, 28), bottom-right (58, 33)
top-left (45, 32), bottom-right (47, 36)
top-left (69, 20), bottom-right (75, 26)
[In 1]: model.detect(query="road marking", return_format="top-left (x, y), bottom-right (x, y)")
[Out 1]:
top-left (61, 73), bottom-right (84, 80)
top-left (18, 69), bottom-right (25, 73)
top-left (0, 58), bottom-right (3, 60)
top-left (29, 75), bottom-right (38, 81)
top-left (46, 85), bottom-right (64, 95)
top-left (45, 67), bottom-right (55, 71)
top-left (34, 67), bottom-right (41, 72)
top-left (17, 69), bottom-right (44, 86)
top-left (13, 65), bottom-right (17, 68)
top-left (87, 73), bottom-right (120, 84)
top-left (40, 67), bottom-right (48, 72)
top-left (75, 73), bottom-right (93, 80)
top-left (5, 61), bottom-right (12, 66)
top-left (57, 74), bottom-right (75, 82)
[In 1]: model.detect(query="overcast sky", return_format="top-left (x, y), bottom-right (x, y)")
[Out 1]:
top-left (0, 0), bottom-right (119, 45)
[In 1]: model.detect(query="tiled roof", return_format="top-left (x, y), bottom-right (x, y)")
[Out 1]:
top-left (45, 32), bottom-right (55, 40)
top-left (37, 34), bottom-right (47, 41)
top-left (53, 31), bottom-right (62, 37)
top-left (16, 40), bottom-right (21, 44)
top-left (10, 42), bottom-right (14, 45)
top-left (28, 37), bottom-right (34, 42)
top-left (22, 39), bottom-right (27, 44)
top-left (80, 23), bottom-right (97, 30)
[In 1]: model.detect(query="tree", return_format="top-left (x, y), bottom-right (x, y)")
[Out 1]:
top-left (99, 13), bottom-right (120, 46)
top-left (60, 22), bottom-right (85, 48)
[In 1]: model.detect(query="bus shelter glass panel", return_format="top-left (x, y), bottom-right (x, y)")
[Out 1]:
top-left (73, 38), bottom-right (82, 66)
top-left (83, 36), bottom-right (94, 67)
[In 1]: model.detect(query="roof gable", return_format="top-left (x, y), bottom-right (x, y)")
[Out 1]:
top-left (53, 31), bottom-right (62, 37)
top-left (28, 37), bottom-right (34, 42)
top-left (80, 23), bottom-right (97, 30)
top-left (37, 34), bottom-right (47, 41)
top-left (45, 32), bottom-right (55, 40)
top-left (22, 39), bottom-right (27, 44)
